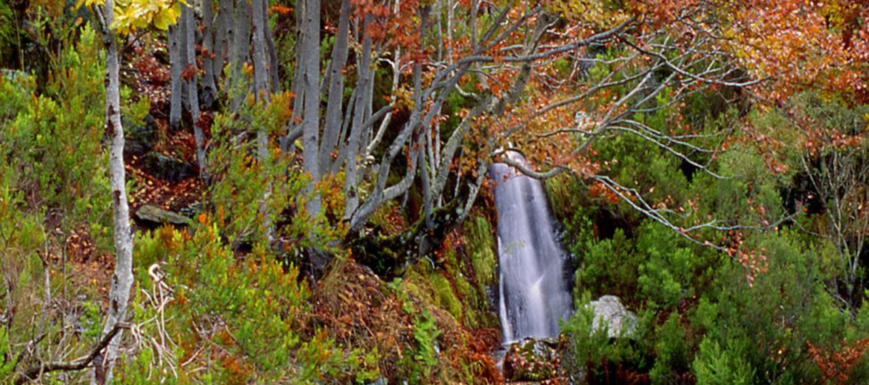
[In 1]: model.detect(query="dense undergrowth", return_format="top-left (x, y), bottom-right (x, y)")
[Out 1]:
top-left (547, 91), bottom-right (869, 385)
top-left (0, 22), bottom-right (503, 385)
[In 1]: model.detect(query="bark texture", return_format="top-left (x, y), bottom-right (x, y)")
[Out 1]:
top-left (301, 0), bottom-right (321, 218)
top-left (93, 1), bottom-right (134, 383)
top-left (168, 20), bottom-right (183, 127)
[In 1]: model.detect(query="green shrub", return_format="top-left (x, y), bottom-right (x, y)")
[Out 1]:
top-left (0, 327), bottom-right (16, 382)
top-left (410, 310), bottom-right (442, 382)
top-left (561, 293), bottom-right (654, 382)
top-left (575, 228), bottom-right (641, 300)
top-left (123, 225), bottom-right (371, 384)
top-left (688, 230), bottom-right (859, 384)
top-left (692, 339), bottom-right (754, 385)
top-left (0, 25), bottom-right (117, 250)
top-left (636, 223), bottom-right (719, 309)
top-left (650, 313), bottom-right (692, 384)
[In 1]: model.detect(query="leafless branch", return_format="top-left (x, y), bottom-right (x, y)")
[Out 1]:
top-left (14, 323), bottom-right (130, 385)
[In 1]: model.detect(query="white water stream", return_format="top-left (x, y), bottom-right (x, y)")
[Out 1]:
top-left (491, 152), bottom-right (573, 343)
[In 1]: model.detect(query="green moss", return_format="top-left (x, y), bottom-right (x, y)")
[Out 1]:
top-left (431, 273), bottom-right (463, 321)
top-left (397, 214), bottom-right (502, 331)
top-left (463, 215), bottom-right (497, 287)
top-left (403, 263), bottom-right (434, 304)
top-left (543, 174), bottom-right (578, 223)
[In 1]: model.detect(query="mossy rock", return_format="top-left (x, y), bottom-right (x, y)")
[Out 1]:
top-left (135, 205), bottom-right (193, 226)
top-left (502, 338), bottom-right (561, 382)
top-left (431, 273), bottom-right (463, 321)
top-left (463, 215), bottom-right (498, 288)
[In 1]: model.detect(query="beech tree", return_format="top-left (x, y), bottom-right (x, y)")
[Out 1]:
top-left (275, 0), bottom-right (759, 268)
top-left (89, 1), bottom-right (133, 382)
top-left (163, 0), bottom-right (867, 272)
top-left (183, 0), bottom-right (751, 267)
top-left (81, 0), bottom-right (184, 382)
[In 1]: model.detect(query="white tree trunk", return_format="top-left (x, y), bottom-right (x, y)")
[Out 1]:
top-left (252, 0), bottom-right (273, 243)
top-left (213, 0), bottom-right (233, 82)
top-left (301, 0), bottom-right (321, 217)
top-left (260, 0), bottom-right (280, 93)
top-left (93, 1), bottom-right (134, 383)
top-left (201, 0), bottom-right (218, 103)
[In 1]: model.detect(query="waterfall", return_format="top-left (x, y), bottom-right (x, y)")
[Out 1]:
top-left (491, 152), bottom-right (573, 343)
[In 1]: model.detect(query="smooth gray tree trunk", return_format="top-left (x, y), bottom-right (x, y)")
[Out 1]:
top-left (229, 0), bottom-right (251, 110)
top-left (93, 1), bottom-right (133, 383)
top-left (281, 0), bottom-right (306, 153)
top-left (183, 5), bottom-right (207, 175)
top-left (214, 0), bottom-right (233, 83)
top-left (252, 0), bottom-right (273, 243)
top-left (344, 14), bottom-right (372, 220)
top-left (201, 0), bottom-right (218, 104)
top-left (301, 0), bottom-right (321, 217)
top-left (319, 0), bottom-right (351, 177)
top-left (260, 0), bottom-right (280, 93)
top-left (168, 21), bottom-right (184, 127)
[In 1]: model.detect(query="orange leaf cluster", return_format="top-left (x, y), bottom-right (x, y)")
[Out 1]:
top-left (808, 338), bottom-right (869, 385)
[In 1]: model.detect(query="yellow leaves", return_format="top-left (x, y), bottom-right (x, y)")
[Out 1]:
top-left (392, 86), bottom-right (415, 111)
top-left (547, 0), bottom-right (632, 28)
top-left (152, 3), bottom-right (183, 30)
top-left (77, 0), bottom-right (187, 35)
top-left (115, 0), bottom-right (185, 34)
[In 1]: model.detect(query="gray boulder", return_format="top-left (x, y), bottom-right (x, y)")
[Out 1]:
top-left (587, 295), bottom-right (637, 338)
top-left (136, 205), bottom-right (193, 226)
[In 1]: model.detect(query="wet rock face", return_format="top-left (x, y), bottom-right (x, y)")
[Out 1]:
top-left (502, 338), bottom-right (561, 382)
top-left (587, 295), bottom-right (637, 338)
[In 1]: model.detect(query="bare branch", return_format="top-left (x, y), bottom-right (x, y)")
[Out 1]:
top-left (15, 323), bottom-right (130, 385)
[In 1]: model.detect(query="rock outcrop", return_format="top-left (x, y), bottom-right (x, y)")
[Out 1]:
top-left (587, 295), bottom-right (637, 338)
top-left (135, 204), bottom-right (193, 226)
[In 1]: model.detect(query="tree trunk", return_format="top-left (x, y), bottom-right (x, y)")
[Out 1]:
top-left (93, 1), bottom-right (133, 383)
top-left (344, 14), bottom-right (372, 220)
top-left (251, 0), bottom-right (270, 101)
top-left (281, 0), bottom-right (306, 153)
top-left (319, 0), bottom-right (351, 178)
top-left (261, 0), bottom-right (280, 93)
top-left (252, 0), bottom-right (273, 243)
top-left (301, 0), bottom-right (321, 218)
top-left (201, 0), bottom-right (218, 106)
top-left (229, 0), bottom-right (251, 110)
top-left (168, 20), bottom-right (184, 127)
top-left (348, 6), bottom-right (431, 234)
top-left (213, 0), bottom-right (233, 84)
top-left (184, 5), bottom-right (208, 175)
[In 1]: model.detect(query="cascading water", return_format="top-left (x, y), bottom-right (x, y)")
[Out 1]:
top-left (491, 151), bottom-right (573, 343)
